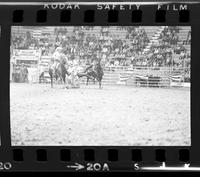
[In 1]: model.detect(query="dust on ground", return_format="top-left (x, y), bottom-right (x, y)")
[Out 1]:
top-left (10, 83), bottom-right (190, 146)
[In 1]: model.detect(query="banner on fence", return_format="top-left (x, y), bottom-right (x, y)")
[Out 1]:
top-left (118, 69), bottom-right (187, 87)
top-left (13, 49), bottom-right (41, 61)
top-left (168, 74), bottom-right (183, 82)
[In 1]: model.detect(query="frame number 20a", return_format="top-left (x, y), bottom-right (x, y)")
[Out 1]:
top-left (86, 163), bottom-right (109, 171)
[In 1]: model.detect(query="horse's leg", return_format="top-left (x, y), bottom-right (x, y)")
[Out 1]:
top-left (86, 77), bottom-right (89, 85)
top-left (62, 74), bottom-right (66, 89)
top-left (42, 72), bottom-right (45, 83)
top-left (49, 69), bottom-right (53, 88)
top-left (64, 74), bottom-right (70, 89)
top-left (40, 72), bottom-right (42, 83)
top-left (50, 73), bottom-right (53, 88)
top-left (63, 75), bottom-right (65, 84)
top-left (43, 73), bottom-right (45, 83)
top-left (55, 72), bottom-right (59, 84)
top-left (99, 80), bottom-right (102, 89)
top-left (39, 74), bottom-right (41, 83)
top-left (64, 75), bottom-right (68, 88)
top-left (39, 72), bottom-right (43, 84)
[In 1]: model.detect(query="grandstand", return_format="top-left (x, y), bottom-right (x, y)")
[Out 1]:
top-left (11, 26), bottom-right (191, 87)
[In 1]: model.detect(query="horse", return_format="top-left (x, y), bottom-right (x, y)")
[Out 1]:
top-left (78, 61), bottom-right (104, 89)
top-left (93, 61), bottom-right (104, 89)
top-left (82, 64), bottom-right (96, 85)
top-left (49, 61), bottom-right (70, 88)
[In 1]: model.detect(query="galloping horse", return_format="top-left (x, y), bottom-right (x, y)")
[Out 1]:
top-left (83, 64), bottom-right (96, 85)
top-left (93, 60), bottom-right (104, 88)
top-left (78, 60), bottom-right (104, 89)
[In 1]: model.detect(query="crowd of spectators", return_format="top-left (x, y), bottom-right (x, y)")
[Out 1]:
top-left (51, 26), bottom-right (150, 67)
top-left (11, 26), bottom-right (191, 71)
top-left (12, 31), bottom-right (54, 56)
top-left (135, 26), bottom-right (191, 71)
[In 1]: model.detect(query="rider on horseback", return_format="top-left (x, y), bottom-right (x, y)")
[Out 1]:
top-left (85, 55), bottom-right (98, 73)
top-left (49, 47), bottom-right (68, 74)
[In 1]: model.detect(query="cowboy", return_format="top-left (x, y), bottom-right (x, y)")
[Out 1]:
top-left (50, 47), bottom-right (63, 70)
top-left (84, 59), bottom-right (96, 73)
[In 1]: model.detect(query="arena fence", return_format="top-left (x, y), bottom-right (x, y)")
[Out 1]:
top-left (11, 64), bottom-right (190, 88)
top-left (79, 66), bottom-right (190, 88)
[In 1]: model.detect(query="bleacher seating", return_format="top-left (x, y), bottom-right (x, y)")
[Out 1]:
top-left (11, 26), bottom-right (191, 87)
top-left (143, 26), bottom-right (165, 53)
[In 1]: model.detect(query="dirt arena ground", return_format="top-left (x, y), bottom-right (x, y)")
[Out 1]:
top-left (10, 83), bottom-right (190, 146)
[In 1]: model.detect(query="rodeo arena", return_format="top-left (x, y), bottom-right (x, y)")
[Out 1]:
top-left (10, 26), bottom-right (191, 146)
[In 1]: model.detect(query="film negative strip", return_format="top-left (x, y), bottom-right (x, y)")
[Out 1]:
top-left (0, 0), bottom-right (199, 172)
